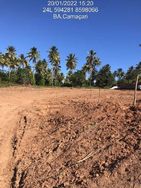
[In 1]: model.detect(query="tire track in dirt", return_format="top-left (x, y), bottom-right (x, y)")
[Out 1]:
top-left (0, 88), bottom-right (60, 187)
top-left (0, 102), bottom-right (46, 187)
top-left (0, 106), bottom-right (20, 187)
top-left (10, 100), bottom-right (67, 188)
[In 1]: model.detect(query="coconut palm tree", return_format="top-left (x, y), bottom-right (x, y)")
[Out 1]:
top-left (27, 47), bottom-right (40, 83)
top-left (125, 66), bottom-right (136, 84)
top-left (48, 46), bottom-right (60, 86)
top-left (36, 59), bottom-right (48, 76)
top-left (6, 46), bottom-right (16, 58)
top-left (86, 50), bottom-right (101, 86)
top-left (82, 64), bottom-right (89, 80)
top-left (5, 46), bottom-right (18, 80)
top-left (5, 51), bottom-right (18, 69)
top-left (19, 54), bottom-right (28, 68)
top-left (6, 46), bottom-right (17, 64)
top-left (66, 53), bottom-right (77, 73)
top-left (114, 68), bottom-right (125, 81)
top-left (0, 53), bottom-right (5, 71)
top-left (35, 59), bottom-right (48, 85)
top-left (27, 47), bottom-right (40, 66)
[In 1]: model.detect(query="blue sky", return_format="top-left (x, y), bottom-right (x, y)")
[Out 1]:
top-left (0, 0), bottom-right (141, 73)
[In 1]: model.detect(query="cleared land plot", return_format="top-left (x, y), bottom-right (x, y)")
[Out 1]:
top-left (0, 87), bottom-right (141, 188)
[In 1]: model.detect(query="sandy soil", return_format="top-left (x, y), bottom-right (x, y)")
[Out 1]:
top-left (0, 87), bottom-right (141, 188)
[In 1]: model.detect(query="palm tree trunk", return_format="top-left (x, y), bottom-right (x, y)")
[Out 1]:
top-left (9, 68), bottom-right (11, 82)
top-left (32, 65), bottom-right (36, 85)
top-left (90, 69), bottom-right (93, 87)
top-left (51, 68), bottom-right (54, 87)
top-left (90, 75), bottom-right (92, 87)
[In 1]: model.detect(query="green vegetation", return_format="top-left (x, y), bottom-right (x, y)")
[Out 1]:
top-left (0, 46), bottom-right (141, 88)
top-left (96, 64), bottom-right (115, 88)
top-left (48, 46), bottom-right (61, 86)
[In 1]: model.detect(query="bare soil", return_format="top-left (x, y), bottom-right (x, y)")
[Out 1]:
top-left (0, 87), bottom-right (141, 188)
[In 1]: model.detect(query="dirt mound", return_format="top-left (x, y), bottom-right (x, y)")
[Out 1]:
top-left (10, 99), bottom-right (141, 188)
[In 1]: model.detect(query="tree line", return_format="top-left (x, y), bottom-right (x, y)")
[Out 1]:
top-left (0, 46), bottom-right (141, 88)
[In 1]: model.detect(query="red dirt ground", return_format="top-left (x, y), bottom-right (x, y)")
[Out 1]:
top-left (0, 87), bottom-right (141, 188)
